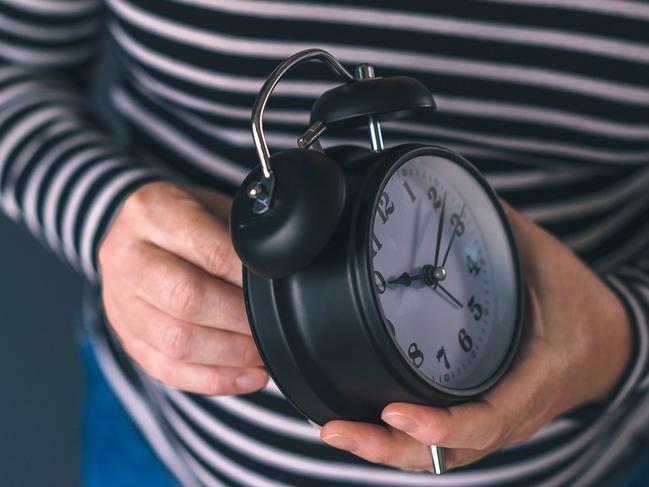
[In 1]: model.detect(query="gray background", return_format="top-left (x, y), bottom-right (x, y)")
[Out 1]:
top-left (0, 214), bottom-right (82, 487)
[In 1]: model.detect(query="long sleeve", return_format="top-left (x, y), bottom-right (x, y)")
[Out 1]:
top-left (0, 0), bottom-right (164, 283)
top-left (604, 248), bottom-right (649, 407)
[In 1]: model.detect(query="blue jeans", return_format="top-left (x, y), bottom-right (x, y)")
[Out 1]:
top-left (80, 336), bottom-right (178, 487)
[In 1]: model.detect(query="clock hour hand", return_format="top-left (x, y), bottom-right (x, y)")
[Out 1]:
top-left (388, 271), bottom-right (422, 287)
top-left (389, 265), bottom-right (448, 289)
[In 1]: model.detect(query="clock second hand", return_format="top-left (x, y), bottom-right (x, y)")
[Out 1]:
top-left (438, 203), bottom-right (466, 278)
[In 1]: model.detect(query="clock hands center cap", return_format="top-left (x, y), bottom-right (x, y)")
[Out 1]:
top-left (388, 265), bottom-right (447, 287)
top-left (421, 264), bottom-right (446, 287)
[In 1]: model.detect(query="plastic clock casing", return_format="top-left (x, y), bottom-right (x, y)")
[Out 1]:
top-left (243, 144), bottom-right (524, 426)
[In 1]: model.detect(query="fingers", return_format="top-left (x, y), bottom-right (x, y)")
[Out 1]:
top-left (125, 182), bottom-right (242, 286)
top-left (125, 242), bottom-right (250, 333)
top-left (320, 419), bottom-right (501, 472)
top-left (376, 347), bottom-right (551, 467)
top-left (321, 421), bottom-right (433, 471)
top-left (120, 328), bottom-right (268, 395)
top-left (106, 293), bottom-right (262, 367)
top-left (99, 183), bottom-right (267, 397)
top-left (445, 448), bottom-right (492, 470)
top-left (381, 401), bottom-right (508, 451)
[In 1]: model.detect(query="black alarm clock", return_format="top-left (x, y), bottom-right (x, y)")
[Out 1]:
top-left (230, 49), bottom-right (523, 475)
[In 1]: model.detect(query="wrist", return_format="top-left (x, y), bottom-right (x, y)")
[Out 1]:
top-left (549, 278), bottom-right (633, 417)
top-left (586, 282), bottom-right (633, 405)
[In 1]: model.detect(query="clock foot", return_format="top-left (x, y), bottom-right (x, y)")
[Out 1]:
top-left (430, 445), bottom-right (446, 475)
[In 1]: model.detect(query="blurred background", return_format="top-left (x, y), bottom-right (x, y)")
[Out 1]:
top-left (0, 40), bottom-right (121, 487)
top-left (0, 213), bottom-right (82, 487)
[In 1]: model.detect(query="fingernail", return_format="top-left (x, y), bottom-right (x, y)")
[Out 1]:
top-left (235, 371), bottom-right (266, 392)
top-left (322, 434), bottom-right (358, 452)
top-left (382, 412), bottom-right (418, 433)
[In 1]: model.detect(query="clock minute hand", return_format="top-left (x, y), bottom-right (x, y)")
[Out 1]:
top-left (433, 191), bottom-right (447, 268)
top-left (434, 283), bottom-right (464, 309)
top-left (439, 204), bottom-right (466, 271)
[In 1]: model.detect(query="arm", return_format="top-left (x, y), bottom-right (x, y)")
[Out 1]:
top-left (0, 1), bottom-right (267, 395)
top-left (0, 0), bottom-right (162, 282)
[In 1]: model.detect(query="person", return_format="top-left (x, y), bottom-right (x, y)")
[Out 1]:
top-left (1, 0), bottom-right (648, 485)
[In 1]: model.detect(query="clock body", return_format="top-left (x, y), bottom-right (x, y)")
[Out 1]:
top-left (243, 144), bottom-right (523, 426)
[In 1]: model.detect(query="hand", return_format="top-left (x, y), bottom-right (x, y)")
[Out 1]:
top-left (320, 203), bottom-right (632, 471)
top-left (99, 182), bottom-right (268, 395)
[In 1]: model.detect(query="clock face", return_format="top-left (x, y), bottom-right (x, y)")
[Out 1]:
top-left (369, 153), bottom-right (519, 391)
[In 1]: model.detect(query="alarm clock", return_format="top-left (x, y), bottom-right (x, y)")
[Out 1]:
top-left (230, 49), bottom-right (523, 474)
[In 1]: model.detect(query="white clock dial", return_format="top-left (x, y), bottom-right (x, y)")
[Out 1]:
top-left (370, 154), bottom-right (518, 390)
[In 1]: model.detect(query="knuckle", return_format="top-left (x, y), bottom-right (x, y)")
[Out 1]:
top-left (154, 361), bottom-right (176, 386)
top-left (203, 240), bottom-right (235, 277)
top-left (98, 237), bottom-right (117, 270)
top-left (205, 371), bottom-right (226, 395)
top-left (242, 341), bottom-right (261, 367)
top-left (124, 182), bottom-right (163, 216)
top-left (169, 275), bottom-right (205, 320)
top-left (159, 323), bottom-right (192, 360)
top-left (429, 420), bottom-right (451, 445)
top-left (366, 445), bottom-right (390, 465)
top-left (101, 292), bottom-right (125, 334)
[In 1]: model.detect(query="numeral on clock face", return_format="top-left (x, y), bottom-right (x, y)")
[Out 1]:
top-left (467, 254), bottom-right (481, 276)
top-left (371, 155), bottom-right (509, 389)
top-left (402, 180), bottom-right (417, 202)
top-left (436, 346), bottom-right (451, 370)
top-left (458, 329), bottom-right (473, 352)
top-left (450, 211), bottom-right (465, 237)
top-left (467, 295), bottom-right (483, 321)
top-left (408, 343), bottom-right (424, 368)
top-left (427, 186), bottom-right (442, 209)
top-left (371, 232), bottom-right (382, 258)
top-left (374, 270), bottom-right (386, 294)
top-left (376, 191), bottom-right (395, 224)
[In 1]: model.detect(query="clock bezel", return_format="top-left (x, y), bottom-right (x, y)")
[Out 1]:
top-left (361, 145), bottom-right (524, 398)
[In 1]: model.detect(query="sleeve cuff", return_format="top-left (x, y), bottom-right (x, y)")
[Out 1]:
top-left (599, 275), bottom-right (649, 409)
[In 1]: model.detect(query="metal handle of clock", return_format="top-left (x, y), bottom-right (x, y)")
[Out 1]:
top-left (251, 49), bottom-right (354, 180)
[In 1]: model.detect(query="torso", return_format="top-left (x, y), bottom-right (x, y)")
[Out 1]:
top-left (96, 1), bottom-right (649, 485)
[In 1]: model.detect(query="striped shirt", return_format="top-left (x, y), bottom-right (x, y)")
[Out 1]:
top-left (2, 1), bottom-right (649, 485)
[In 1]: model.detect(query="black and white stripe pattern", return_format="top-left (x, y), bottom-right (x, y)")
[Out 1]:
top-left (3, 1), bottom-right (649, 486)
